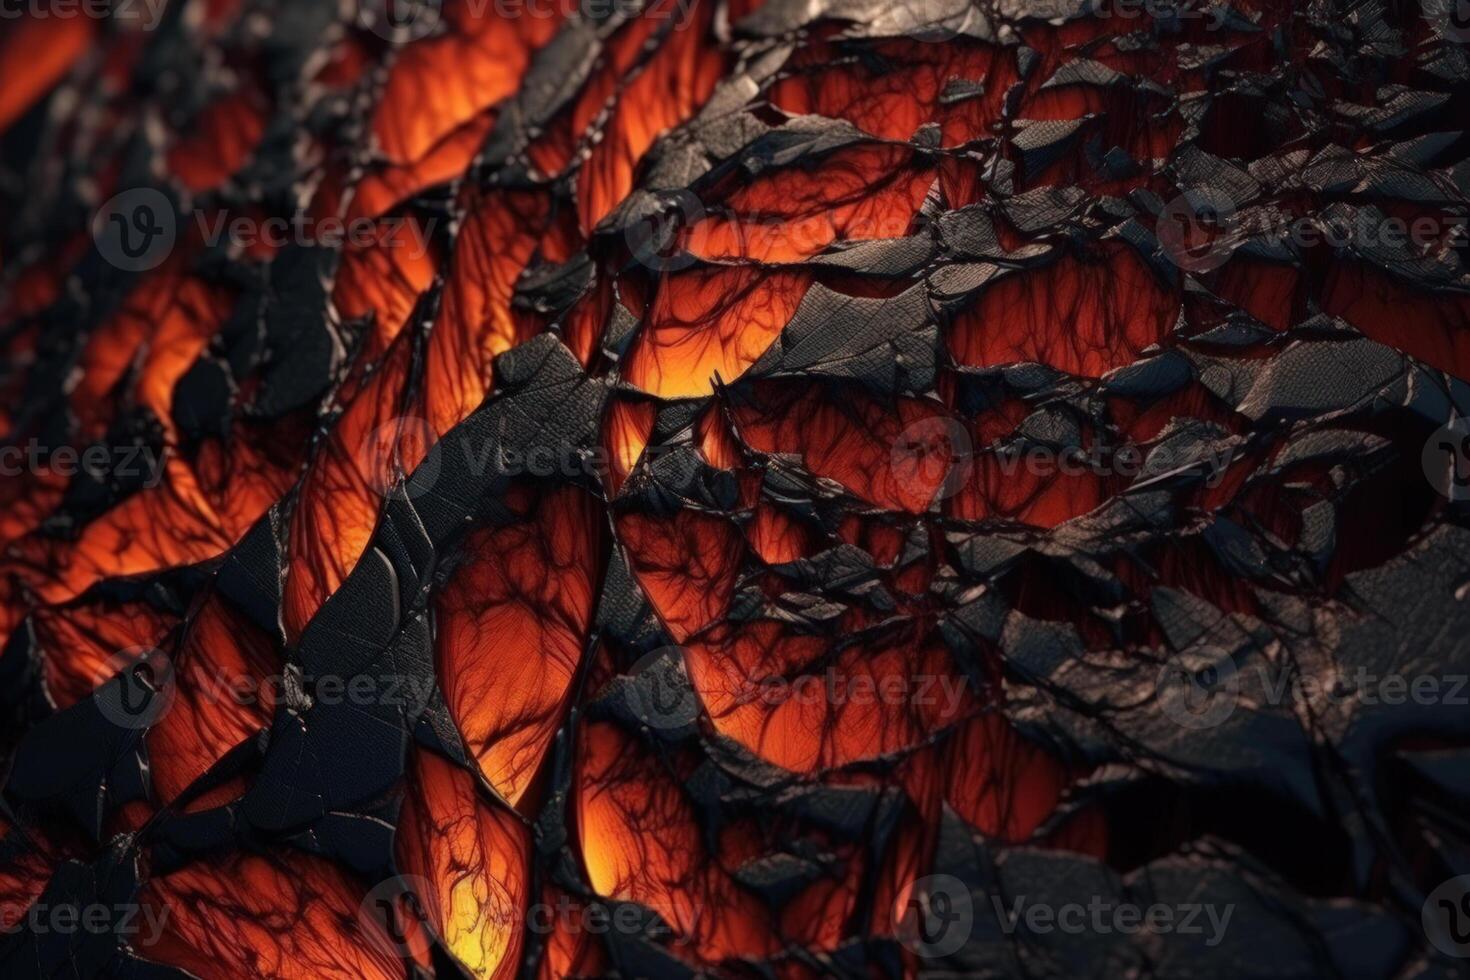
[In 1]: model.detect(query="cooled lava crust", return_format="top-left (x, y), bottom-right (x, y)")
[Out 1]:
top-left (1, 0), bottom-right (1469, 978)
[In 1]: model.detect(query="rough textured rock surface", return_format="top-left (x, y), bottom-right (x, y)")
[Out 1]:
top-left (1, 0), bottom-right (1468, 977)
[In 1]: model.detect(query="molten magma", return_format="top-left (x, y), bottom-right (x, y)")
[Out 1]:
top-left (576, 720), bottom-right (780, 962)
top-left (137, 852), bottom-right (403, 980)
top-left (435, 488), bottom-right (601, 807)
top-left (946, 246), bottom-right (1180, 379)
top-left (2, 0), bottom-right (1465, 977)
top-left (624, 267), bottom-right (812, 398)
top-left (685, 144), bottom-right (935, 263)
top-left (396, 751), bottom-right (529, 980)
top-left (356, 2), bottom-right (562, 219)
